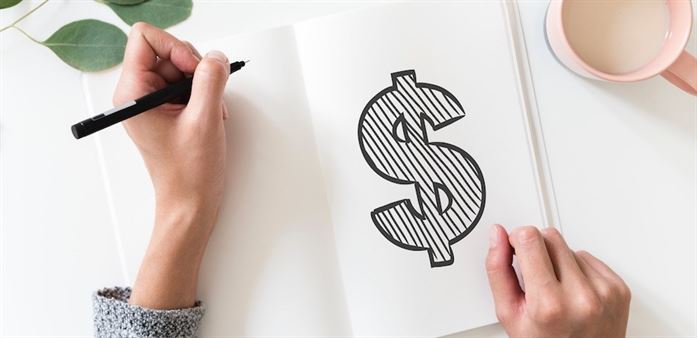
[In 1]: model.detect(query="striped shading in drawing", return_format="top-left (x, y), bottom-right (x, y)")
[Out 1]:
top-left (357, 70), bottom-right (486, 267)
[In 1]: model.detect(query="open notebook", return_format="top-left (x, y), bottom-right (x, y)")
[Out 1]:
top-left (84, 2), bottom-right (558, 337)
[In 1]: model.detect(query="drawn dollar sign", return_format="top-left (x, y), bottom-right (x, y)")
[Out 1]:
top-left (357, 70), bottom-right (486, 267)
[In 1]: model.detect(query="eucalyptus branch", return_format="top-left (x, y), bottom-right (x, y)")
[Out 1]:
top-left (0, 0), bottom-right (192, 72)
top-left (0, 0), bottom-right (49, 33)
top-left (11, 25), bottom-right (41, 44)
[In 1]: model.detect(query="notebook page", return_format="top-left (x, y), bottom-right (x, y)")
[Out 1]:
top-left (294, 3), bottom-right (544, 336)
top-left (83, 26), bottom-right (351, 336)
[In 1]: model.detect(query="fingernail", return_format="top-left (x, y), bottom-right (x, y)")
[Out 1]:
top-left (489, 224), bottom-right (499, 249)
top-left (206, 50), bottom-right (228, 64)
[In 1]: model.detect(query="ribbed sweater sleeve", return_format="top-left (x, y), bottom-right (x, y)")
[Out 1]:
top-left (93, 287), bottom-right (205, 338)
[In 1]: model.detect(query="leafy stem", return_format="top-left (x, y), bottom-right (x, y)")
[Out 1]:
top-left (0, 0), bottom-right (49, 33)
top-left (0, 0), bottom-right (192, 72)
top-left (11, 25), bottom-right (41, 44)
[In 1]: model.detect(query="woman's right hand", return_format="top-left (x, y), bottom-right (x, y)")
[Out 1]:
top-left (113, 22), bottom-right (230, 224)
top-left (112, 22), bottom-right (231, 310)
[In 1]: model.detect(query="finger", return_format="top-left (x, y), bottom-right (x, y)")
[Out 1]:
top-left (576, 251), bottom-right (622, 282)
top-left (155, 41), bottom-right (202, 82)
top-left (574, 251), bottom-right (621, 303)
top-left (509, 226), bottom-right (559, 293)
top-left (541, 227), bottom-right (586, 286)
top-left (183, 40), bottom-right (203, 60)
top-left (153, 40), bottom-right (201, 83)
top-left (486, 224), bottom-right (523, 321)
top-left (146, 42), bottom-right (204, 97)
top-left (123, 22), bottom-right (199, 74)
top-left (222, 103), bottom-right (229, 120)
top-left (186, 50), bottom-right (230, 125)
top-left (574, 251), bottom-right (606, 287)
top-left (575, 251), bottom-right (631, 302)
top-left (114, 70), bottom-right (167, 105)
top-left (154, 58), bottom-right (185, 83)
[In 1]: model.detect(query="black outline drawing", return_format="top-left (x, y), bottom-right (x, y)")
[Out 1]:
top-left (357, 70), bottom-right (486, 268)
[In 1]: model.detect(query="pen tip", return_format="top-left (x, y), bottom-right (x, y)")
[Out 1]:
top-left (244, 59), bottom-right (251, 64)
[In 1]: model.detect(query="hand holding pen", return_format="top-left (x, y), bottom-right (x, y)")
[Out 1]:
top-left (108, 22), bottom-right (231, 310)
top-left (71, 39), bottom-right (247, 139)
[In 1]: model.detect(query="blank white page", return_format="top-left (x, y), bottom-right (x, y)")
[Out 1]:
top-left (294, 3), bottom-right (544, 336)
top-left (195, 27), bottom-right (353, 337)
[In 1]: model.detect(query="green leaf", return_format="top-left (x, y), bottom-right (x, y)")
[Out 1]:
top-left (107, 0), bottom-right (192, 29)
top-left (104, 0), bottom-right (147, 5)
top-left (43, 19), bottom-right (127, 72)
top-left (0, 0), bottom-right (22, 9)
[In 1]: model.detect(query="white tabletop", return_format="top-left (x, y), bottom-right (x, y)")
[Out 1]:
top-left (1, 1), bottom-right (695, 336)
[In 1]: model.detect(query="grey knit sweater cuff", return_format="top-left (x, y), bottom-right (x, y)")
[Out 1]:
top-left (93, 287), bottom-right (205, 338)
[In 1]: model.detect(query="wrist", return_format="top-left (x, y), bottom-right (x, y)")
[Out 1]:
top-left (156, 196), bottom-right (217, 224)
top-left (152, 195), bottom-right (220, 259)
top-left (129, 196), bottom-right (219, 309)
top-left (154, 188), bottom-right (221, 226)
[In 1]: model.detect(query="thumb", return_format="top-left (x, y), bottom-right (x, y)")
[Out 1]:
top-left (485, 224), bottom-right (523, 322)
top-left (186, 50), bottom-right (230, 124)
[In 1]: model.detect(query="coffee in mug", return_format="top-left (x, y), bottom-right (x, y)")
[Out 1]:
top-left (546, 0), bottom-right (697, 96)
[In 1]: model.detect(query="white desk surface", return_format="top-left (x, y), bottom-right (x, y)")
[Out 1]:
top-left (1, 1), bottom-right (695, 336)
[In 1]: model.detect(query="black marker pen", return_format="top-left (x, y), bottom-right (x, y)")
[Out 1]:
top-left (71, 60), bottom-right (248, 139)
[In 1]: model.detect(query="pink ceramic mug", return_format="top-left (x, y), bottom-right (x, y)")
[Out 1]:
top-left (546, 0), bottom-right (697, 96)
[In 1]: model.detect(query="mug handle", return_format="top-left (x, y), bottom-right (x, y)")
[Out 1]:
top-left (661, 51), bottom-right (697, 96)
